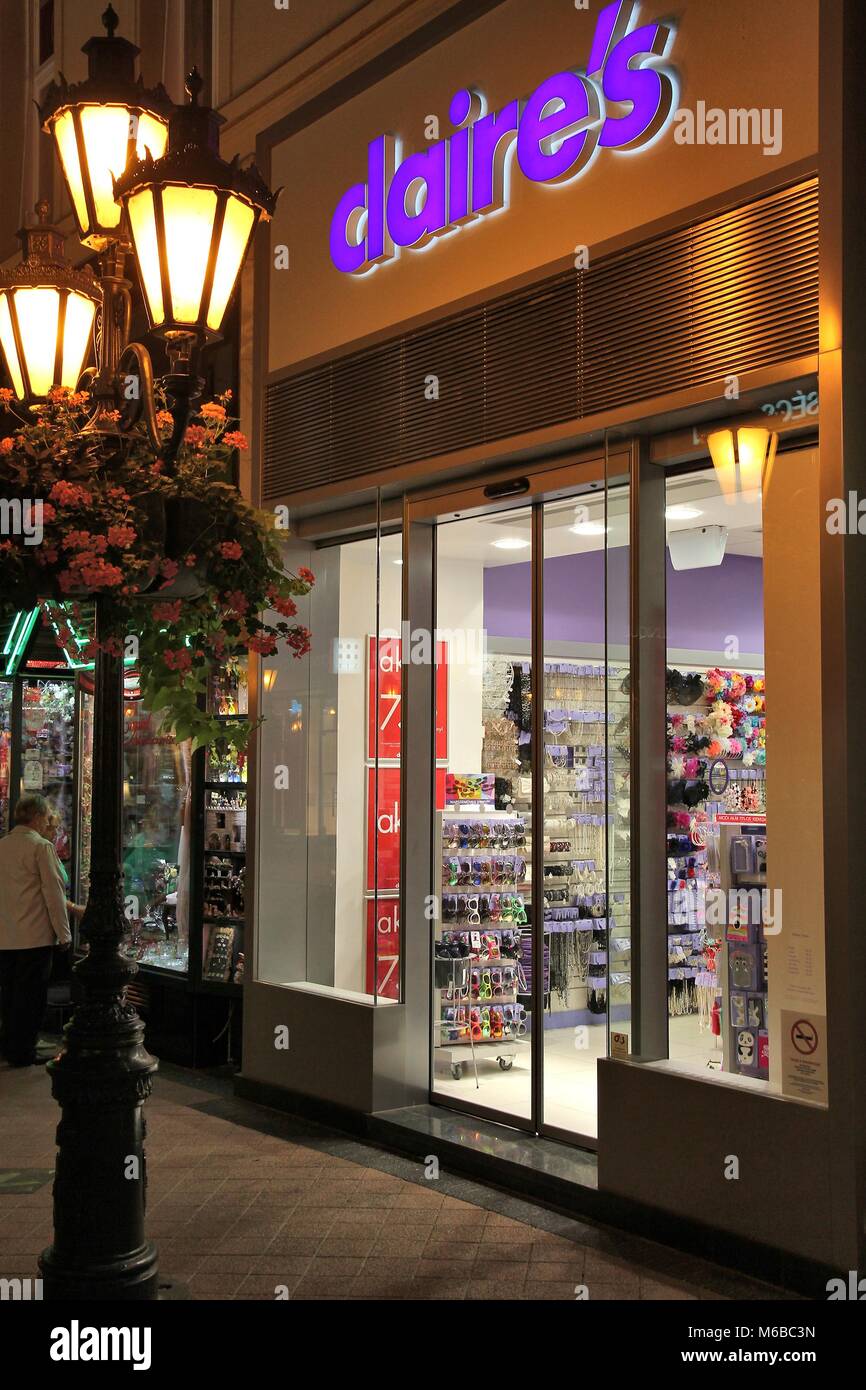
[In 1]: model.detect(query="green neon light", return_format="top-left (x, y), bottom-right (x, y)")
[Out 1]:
top-left (2, 611), bottom-right (26, 659)
top-left (4, 608), bottom-right (39, 676)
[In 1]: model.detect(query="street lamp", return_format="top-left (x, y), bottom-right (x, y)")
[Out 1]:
top-left (39, 4), bottom-right (171, 251)
top-left (114, 65), bottom-right (276, 457)
top-left (116, 68), bottom-right (275, 342)
top-left (8, 4), bottom-right (277, 1303)
top-left (0, 203), bottom-right (100, 399)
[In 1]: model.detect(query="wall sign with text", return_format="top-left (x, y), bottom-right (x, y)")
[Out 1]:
top-left (330, 0), bottom-right (678, 274)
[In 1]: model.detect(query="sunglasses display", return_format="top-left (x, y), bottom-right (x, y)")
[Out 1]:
top-left (434, 809), bottom-right (531, 1082)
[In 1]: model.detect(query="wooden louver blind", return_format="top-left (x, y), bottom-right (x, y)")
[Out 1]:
top-left (263, 179), bottom-right (818, 501)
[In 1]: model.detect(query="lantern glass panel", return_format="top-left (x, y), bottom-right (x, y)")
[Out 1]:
top-left (135, 112), bottom-right (168, 164)
top-left (162, 185), bottom-right (218, 325)
top-left (80, 105), bottom-right (132, 233)
top-left (53, 110), bottom-right (89, 235)
top-left (126, 187), bottom-right (165, 325)
top-left (0, 294), bottom-right (25, 397)
top-left (60, 291), bottom-right (96, 388)
top-left (13, 286), bottom-right (60, 397)
top-left (207, 195), bottom-right (255, 332)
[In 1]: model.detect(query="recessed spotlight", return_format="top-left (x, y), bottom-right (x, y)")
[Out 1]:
top-left (492, 537), bottom-right (531, 550)
top-left (569, 521), bottom-right (607, 536)
top-left (666, 504), bottom-right (703, 520)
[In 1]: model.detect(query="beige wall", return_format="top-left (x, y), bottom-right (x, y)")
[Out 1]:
top-left (267, 0), bottom-right (818, 374)
top-left (0, 0), bottom-right (27, 260)
top-left (216, 0), bottom-right (369, 104)
top-left (763, 446), bottom-right (827, 1096)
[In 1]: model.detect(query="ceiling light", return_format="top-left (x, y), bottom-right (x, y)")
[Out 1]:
top-left (569, 520), bottom-right (607, 536)
top-left (492, 537), bottom-right (530, 550)
top-left (665, 504), bottom-right (703, 521)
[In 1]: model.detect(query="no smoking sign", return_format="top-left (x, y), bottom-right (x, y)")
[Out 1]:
top-left (791, 1018), bottom-right (819, 1055)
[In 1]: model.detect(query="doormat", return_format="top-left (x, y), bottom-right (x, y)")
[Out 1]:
top-left (0, 1169), bottom-right (53, 1194)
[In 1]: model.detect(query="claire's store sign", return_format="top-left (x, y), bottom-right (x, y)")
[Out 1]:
top-left (329, 0), bottom-right (678, 275)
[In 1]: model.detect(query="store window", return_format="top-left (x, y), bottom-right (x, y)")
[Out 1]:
top-left (201, 666), bottom-right (248, 985)
top-left (662, 434), bottom-right (826, 1103)
top-left (0, 680), bottom-right (11, 834)
top-left (121, 700), bottom-right (192, 975)
top-left (255, 509), bottom-right (402, 1002)
top-left (19, 678), bottom-right (76, 877)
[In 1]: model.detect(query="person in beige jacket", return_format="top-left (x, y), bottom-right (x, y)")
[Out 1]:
top-left (0, 793), bottom-right (72, 1067)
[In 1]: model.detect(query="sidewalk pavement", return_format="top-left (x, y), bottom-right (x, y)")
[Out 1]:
top-left (0, 1057), bottom-right (793, 1301)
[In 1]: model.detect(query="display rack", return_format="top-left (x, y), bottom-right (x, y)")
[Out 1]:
top-left (480, 652), bottom-right (630, 1029)
top-left (433, 809), bottom-right (530, 1080)
top-left (200, 666), bottom-right (248, 990)
top-left (665, 665), bottom-right (768, 1076)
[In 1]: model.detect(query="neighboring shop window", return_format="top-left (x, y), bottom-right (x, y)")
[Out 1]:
top-left (663, 439), bottom-right (827, 1105)
top-left (255, 517), bottom-right (402, 1002)
top-left (0, 681), bottom-right (12, 834)
top-left (121, 702), bottom-right (192, 976)
top-left (201, 667), bottom-right (248, 986)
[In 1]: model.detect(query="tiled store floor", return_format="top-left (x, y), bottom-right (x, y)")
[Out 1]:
top-left (0, 1057), bottom-right (792, 1301)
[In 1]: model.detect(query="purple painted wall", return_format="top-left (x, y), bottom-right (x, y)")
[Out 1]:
top-left (483, 550), bottom-right (764, 653)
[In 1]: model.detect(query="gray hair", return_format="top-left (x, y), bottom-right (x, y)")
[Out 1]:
top-left (14, 793), bottom-right (50, 825)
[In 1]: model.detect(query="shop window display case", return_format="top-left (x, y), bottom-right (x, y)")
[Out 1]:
top-left (0, 680), bottom-right (11, 835)
top-left (0, 608), bottom-right (246, 1064)
top-left (121, 698), bottom-right (191, 975)
top-left (115, 662), bottom-right (248, 1061)
top-left (200, 665), bottom-right (248, 991)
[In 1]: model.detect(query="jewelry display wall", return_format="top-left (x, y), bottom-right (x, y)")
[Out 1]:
top-left (481, 653), bottom-right (631, 1029)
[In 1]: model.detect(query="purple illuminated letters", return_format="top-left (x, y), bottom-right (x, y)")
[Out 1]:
top-left (329, 0), bottom-right (677, 275)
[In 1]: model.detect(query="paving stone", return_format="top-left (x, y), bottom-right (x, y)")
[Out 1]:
top-left (0, 1061), bottom-right (785, 1303)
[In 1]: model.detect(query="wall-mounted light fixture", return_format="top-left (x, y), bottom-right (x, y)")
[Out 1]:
top-left (707, 426), bottom-right (778, 499)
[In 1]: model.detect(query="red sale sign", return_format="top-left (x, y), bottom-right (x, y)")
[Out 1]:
top-left (365, 896), bottom-right (400, 999)
top-left (367, 636), bottom-right (448, 762)
top-left (366, 765), bottom-right (402, 892)
top-left (366, 765), bottom-right (446, 893)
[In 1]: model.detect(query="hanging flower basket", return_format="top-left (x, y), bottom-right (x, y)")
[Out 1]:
top-left (0, 386), bottom-right (313, 749)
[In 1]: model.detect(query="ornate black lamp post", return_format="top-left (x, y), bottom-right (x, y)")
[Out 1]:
top-left (0, 5), bottom-right (275, 1300)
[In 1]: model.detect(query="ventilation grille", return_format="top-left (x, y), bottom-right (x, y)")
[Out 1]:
top-left (263, 179), bottom-right (817, 501)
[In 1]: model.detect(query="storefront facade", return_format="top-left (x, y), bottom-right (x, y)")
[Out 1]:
top-left (219, 0), bottom-right (864, 1288)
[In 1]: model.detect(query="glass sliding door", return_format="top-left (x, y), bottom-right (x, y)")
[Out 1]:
top-left (415, 450), bottom-right (633, 1142)
top-left (539, 479), bottom-right (630, 1141)
top-left (430, 506), bottom-right (534, 1125)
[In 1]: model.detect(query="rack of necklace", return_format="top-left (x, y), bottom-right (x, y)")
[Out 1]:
top-left (434, 810), bottom-right (530, 1081)
top-left (542, 661), bottom-right (629, 1023)
top-left (666, 693), bottom-right (711, 1017)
